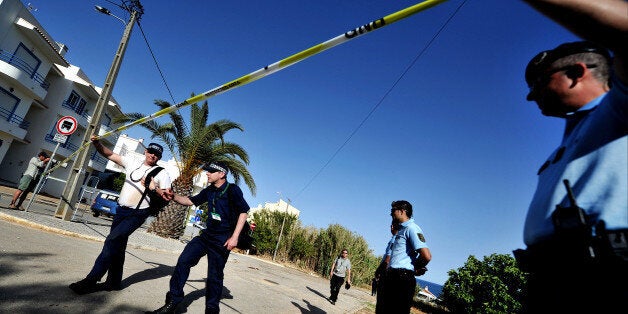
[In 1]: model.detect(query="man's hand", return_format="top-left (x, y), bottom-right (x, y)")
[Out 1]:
top-left (224, 236), bottom-right (239, 250)
top-left (414, 266), bottom-right (428, 276)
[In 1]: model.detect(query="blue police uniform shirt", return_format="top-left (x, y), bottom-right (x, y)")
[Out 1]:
top-left (189, 182), bottom-right (250, 242)
top-left (381, 235), bottom-right (395, 264)
top-left (524, 74), bottom-right (628, 246)
top-left (388, 218), bottom-right (429, 271)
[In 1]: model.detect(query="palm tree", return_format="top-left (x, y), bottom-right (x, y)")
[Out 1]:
top-left (115, 97), bottom-right (256, 238)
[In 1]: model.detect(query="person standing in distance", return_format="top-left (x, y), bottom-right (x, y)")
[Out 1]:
top-left (69, 136), bottom-right (171, 294)
top-left (328, 249), bottom-right (351, 305)
top-left (148, 161), bottom-right (250, 314)
top-left (378, 200), bottom-right (431, 314)
top-left (516, 1), bottom-right (628, 312)
top-left (375, 221), bottom-right (400, 312)
top-left (9, 151), bottom-right (50, 210)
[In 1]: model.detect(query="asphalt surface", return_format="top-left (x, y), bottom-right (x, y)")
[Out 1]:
top-left (0, 186), bottom-right (375, 313)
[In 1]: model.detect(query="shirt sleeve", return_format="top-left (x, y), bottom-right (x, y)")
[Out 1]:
top-left (189, 187), bottom-right (209, 206)
top-left (229, 184), bottom-right (250, 215)
top-left (406, 224), bottom-right (429, 251)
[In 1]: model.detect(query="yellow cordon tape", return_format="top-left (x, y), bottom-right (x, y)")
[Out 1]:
top-left (44, 0), bottom-right (448, 176)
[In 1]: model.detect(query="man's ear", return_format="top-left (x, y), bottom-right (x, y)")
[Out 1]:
top-left (565, 63), bottom-right (585, 80)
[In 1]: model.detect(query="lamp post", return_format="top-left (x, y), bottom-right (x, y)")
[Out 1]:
top-left (273, 193), bottom-right (290, 262)
top-left (55, 1), bottom-right (143, 220)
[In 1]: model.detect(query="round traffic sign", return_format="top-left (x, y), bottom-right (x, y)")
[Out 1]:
top-left (56, 116), bottom-right (78, 135)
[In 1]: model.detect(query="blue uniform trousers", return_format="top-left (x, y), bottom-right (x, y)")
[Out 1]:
top-left (376, 268), bottom-right (415, 314)
top-left (169, 232), bottom-right (230, 312)
top-left (86, 206), bottom-right (150, 285)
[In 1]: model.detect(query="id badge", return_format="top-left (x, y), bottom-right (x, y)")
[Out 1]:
top-left (211, 212), bottom-right (221, 221)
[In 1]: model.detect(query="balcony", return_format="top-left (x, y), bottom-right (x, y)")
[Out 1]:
top-left (0, 107), bottom-right (30, 130)
top-left (0, 49), bottom-right (50, 94)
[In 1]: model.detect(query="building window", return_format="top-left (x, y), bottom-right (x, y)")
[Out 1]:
top-left (12, 43), bottom-right (41, 79)
top-left (0, 86), bottom-right (20, 120)
top-left (103, 113), bottom-right (112, 127)
top-left (66, 91), bottom-right (80, 110)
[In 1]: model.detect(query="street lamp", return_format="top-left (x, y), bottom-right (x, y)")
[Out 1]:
top-left (94, 5), bottom-right (126, 26)
top-left (55, 1), bottom-right (144, 220)
top-left (273, 192), bottom-right (290, 262)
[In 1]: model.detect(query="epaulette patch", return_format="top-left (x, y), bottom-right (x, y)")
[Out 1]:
top-left (418, 233), bottom-right (426, 243)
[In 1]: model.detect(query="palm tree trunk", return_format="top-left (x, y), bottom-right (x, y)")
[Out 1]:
top-left (147, 178), bottom-right (194, 239)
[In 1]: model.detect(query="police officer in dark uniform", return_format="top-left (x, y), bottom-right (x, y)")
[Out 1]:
top-left (516, 1), bottom-right (628, 312)
top-left (148, 161), bottom-right (250, 314)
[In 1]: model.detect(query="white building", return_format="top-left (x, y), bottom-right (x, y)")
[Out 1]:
top-left (249, 199), bottom-right (300, 219)
top-left (0, 0), bottom-right (123, 196)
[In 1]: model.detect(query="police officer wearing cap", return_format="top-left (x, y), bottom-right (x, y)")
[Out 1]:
top-left (148, 161), bottom-right (250, 314)
top-left (69, 136), bottom-right (171, 295)
top-left (517, 1), bottom-right (628, 312)
top-left (377, 200), bottom-right (431, 314)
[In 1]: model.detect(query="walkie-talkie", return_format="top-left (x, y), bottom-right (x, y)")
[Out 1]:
top-left (551, 179), bottom-right (595, 258)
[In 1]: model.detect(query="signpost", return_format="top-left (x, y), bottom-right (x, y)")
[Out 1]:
top-left (25, 116), bottom-right (77, 211)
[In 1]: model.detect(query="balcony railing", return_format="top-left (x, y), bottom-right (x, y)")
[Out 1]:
top-left (0, 49), bottom-right (50, 90)
top-left (0, 107), bottom-right (30, 129)
top-left (61, 100), bottom-right (90, 119)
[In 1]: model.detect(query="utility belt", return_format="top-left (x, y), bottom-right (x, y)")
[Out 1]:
top-left (514, 228), bottom-right (628, 273)
top-left (386, 268), bottom-right (415, 279)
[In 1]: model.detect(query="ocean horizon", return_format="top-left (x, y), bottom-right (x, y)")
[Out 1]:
top-left (416, 278), bottom-right (443, 298)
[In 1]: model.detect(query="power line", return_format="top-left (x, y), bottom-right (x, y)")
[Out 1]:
top-left (294, 0), bottom-right (469, 201)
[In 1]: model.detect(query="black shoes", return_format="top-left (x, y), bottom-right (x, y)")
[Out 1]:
top-left (146, 301), bottom-right (179, 314)
top-left (146, 293), bottom-right (179, 314)
top-left (69, 278), bottom-right (98, 295)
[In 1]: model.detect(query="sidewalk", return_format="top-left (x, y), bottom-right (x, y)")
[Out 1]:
top-left (0, 184), bottom-right (188, 254)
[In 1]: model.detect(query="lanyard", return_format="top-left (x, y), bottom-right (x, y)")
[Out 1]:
top-left (210, 182), bottom-right (230, 214)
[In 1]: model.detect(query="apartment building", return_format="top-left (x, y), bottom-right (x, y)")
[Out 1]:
top-left (0, 0), bottom-right (123, 197)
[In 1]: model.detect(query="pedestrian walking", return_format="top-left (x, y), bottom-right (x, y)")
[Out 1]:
top-left (328, 249), bottom-right (351, 305)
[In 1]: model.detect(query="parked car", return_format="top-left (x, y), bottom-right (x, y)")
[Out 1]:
top-left (91, 190), bottom-right (120, 217)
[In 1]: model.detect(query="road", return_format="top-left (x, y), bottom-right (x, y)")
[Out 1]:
top-left (0, 219), bottom-right (375, 314)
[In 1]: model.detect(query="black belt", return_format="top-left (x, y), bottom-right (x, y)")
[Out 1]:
top-left (514, 228), bottom-right (628, 273)
top-left (387, 268), bottom-right (414, 277)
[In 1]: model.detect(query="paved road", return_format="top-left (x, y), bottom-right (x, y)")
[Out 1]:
top-left (0, 188), bottom-right (376, 314)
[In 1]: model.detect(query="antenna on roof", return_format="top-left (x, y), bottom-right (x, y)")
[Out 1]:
top-left (27, 3), bottom-right (38, 12)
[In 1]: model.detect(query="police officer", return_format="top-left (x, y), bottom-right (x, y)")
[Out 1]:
top-left (517, 1), bottom-right (628, 312)
top-left (377, 200), bottom-right (431, 314)
top-left (148, 161), bottom-right (250, 314)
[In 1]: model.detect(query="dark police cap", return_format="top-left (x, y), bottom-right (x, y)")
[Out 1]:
top-left (525, 41), bottom-right (611, 86)
top-left (202, 161), bottom-right (228, 174)
top-left (146, 143), bottom-right (163, 158)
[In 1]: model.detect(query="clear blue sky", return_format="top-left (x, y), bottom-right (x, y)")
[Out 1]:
top-left (29, 0), bottom-right (581, 285)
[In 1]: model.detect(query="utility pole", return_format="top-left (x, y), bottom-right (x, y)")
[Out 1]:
top-left (273, 197), bottom-right (291, 262)
top-left (55, 1), bottom-right (143, 220)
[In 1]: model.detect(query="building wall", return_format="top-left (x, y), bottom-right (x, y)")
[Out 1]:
top-left (0, 0), bottom-right (123, 198)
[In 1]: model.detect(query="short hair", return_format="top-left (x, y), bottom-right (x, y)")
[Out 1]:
top-left (391, 200), bottom-right (413, 218)
top-left (553, 52), bottom-right (611, 85)
top-left (38, 151), bottom-right (49, 158)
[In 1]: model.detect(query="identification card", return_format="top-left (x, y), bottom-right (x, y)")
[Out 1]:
top-left (211, 212), bottom-right (221, 221)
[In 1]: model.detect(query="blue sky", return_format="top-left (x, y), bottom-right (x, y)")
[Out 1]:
top-left (28, 0), bottom-right (582, 285)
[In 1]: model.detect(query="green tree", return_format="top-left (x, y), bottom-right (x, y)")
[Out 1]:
top-left (115, 97), bottom-right (256, 238)
top-left (440, 253), bottom-right (526, 314)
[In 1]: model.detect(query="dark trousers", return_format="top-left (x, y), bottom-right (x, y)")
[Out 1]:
top-left (376, 268), bottom-right (415, 314)
top-left (169, 232), bottom-right (230, 312)
top-left (524, 263), bottom-right (628, 313)
top-left (86, 206), bottom-right (150, 285)
top-left (329, 274), bottom-right (345, 302)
